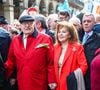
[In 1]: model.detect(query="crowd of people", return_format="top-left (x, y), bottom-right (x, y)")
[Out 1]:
top-left (0, 6), bottom-right (100, 90)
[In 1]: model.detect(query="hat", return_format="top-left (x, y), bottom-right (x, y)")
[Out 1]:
top-left (19, 15), bottom-right (34, 23)
top-left (28, 7), bottom-right (37, 14)
top-left (0, 16), bottom-right (8, 24)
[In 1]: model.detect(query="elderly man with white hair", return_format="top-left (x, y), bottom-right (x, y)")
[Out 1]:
top-left (69, 16), bottom-right (81, 31)
top-left (69, 16), bottom-right (84, 42)
top-left (47, 14), bottom-right (58, 31)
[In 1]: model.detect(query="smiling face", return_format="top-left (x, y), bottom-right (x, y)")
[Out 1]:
top-left (57, 26), bottom-right (70, 43)
top-left (56, 21), bottom-right (79, 43)
top-left (20, 21), bottom-right (35, 37)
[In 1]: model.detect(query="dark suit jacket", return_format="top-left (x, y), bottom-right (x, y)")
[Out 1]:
top-left (0, 27), bottom-right (11, 87)
top-left (0, 28), bottom-right (11, 62)
top-left (81, 31), bottom-right (100, 90)
top-left (0, 53), bottom-right (5, 87)
top-left (45, 29), bottom-right (55, 44)
top-left (67, 72), bottom-right (77, 90)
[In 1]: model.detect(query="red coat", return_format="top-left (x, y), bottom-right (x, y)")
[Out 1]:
top-left (5, 31), bottom-right (56, 90)
top-left (54, 42), bottom-right (88, 90)
top-left (91, 48), bottom-right (100, 90)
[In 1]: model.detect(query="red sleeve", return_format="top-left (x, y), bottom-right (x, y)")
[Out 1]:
top-left (47, 37), bottom-right (56, 83)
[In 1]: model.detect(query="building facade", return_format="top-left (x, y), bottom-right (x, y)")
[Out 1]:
top-left (0, 0), bottom-right (84, 24)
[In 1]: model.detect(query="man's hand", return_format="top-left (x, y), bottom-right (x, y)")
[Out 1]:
top-left (48, 83), bottom-right (57, 90)
top-left (9, 78), bottom-right (16, 86)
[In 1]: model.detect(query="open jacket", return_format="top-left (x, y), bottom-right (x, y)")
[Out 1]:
top-left (54, 42), bottom-right (88, 90)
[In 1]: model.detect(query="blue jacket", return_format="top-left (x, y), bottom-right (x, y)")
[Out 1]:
top-left (93, 24), bottom-right (100, 33)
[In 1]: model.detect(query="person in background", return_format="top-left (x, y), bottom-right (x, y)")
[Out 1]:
top-left (12, 19), bottom-right (21, 31)
top-left (93, 14), bottom-right (100, 33)
top-left (77, 12), bottom-right (84, 25)
top-left (81, 13), bottom-right (100, 90)
top-left (91, 48), bottom-right (100, 90)
top-left (27, 7), bottom-right (38, 16)
top-left (58, 10), bottom-right (70, 21)
top-left (0, 16), bottom-right (11, 90)
top-left (54, 21), bottom-right (88, 90)
top-left (69, 16), bottom-right (82, 42)
top-left (69, 16), bottom-right (81, 31)
top-left (47, 13), bottom-right (58, 33)
top-left (9, 27), bottom-right (19, 38)
top-left (0, 51), bottom-right (5, 90)
top-left (0, 16), bottom-right (19, 90)
top-left (0, 16), bottom-right (9, 31)
top-left (8, 27), bottom-right (19, 90)
top-left (47, 13), bottom-right (58, 43)
top-left (35, 14), bottom-right (55, 43)
top-left (5, 15), bottom-right (56, 90)
top-left (76, 12), bottom-right (85, 42)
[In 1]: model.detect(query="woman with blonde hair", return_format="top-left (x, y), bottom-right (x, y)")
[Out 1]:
top-left (54, 21), bottom-right (88, 90)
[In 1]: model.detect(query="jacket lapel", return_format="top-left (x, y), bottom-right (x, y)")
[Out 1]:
top-left (84, 32), bottom-right (95, 45)
top-left (54, 44), bottom-right (62, 81)
top-left (54, 44), bottom-right (61, 68)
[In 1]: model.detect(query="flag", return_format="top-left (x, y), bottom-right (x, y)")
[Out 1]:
top-left (57, 0), bottom-right (70, 13)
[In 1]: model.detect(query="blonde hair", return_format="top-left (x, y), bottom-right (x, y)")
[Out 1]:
top-left (56, 21), bottom-right (79, 43)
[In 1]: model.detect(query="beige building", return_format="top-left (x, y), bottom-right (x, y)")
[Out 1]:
top-left (0, 0), bottom-right (84, 24)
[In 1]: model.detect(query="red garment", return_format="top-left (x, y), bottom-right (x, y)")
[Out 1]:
top-left (5, 32), bottom-right (56, 90)
top-left (91, 48), bottom-right (100, 90)
top-left (54, 42), bottom-right (88, 90)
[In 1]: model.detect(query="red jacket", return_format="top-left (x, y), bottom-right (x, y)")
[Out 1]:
top-left (5, 31), bottom-right (56, 90)
top-left (54, 42), bottom-right (88, 90)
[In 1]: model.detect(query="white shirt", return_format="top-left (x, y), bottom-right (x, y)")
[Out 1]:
top-left (23, 34), bottom-right (27, 49)
top-left (40, 29), bottom-right (46, 34)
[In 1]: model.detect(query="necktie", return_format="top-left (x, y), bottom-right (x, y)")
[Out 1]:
top-left (82, 33), bottom-right (89, 45)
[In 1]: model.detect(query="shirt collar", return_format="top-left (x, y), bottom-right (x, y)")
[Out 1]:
top-left (41, 29), bottom-right (46, 34)
top-left (85, 31), bottom-right (93, 37)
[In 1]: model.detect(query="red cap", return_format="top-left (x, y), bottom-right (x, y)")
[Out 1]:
top-left (27, 7), bottom-right (37, 15)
